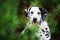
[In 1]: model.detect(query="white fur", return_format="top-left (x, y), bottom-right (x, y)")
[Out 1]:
top-left (29, 7), bottom-right (41, 24)
top-left (37, 21), bottom-right (51, 40)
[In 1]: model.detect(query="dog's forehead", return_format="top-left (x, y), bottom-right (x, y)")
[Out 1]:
top-left (30, 7), bottom-right (41, 12)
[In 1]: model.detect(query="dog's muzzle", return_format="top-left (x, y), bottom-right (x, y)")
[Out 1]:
top-left (33, 18), bottom-right (37, 23)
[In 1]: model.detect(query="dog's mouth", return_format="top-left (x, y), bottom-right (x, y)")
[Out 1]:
top-left (33, 20), bottom-right (37, 23)
top-left (32, 20), bottom-right (37, 24)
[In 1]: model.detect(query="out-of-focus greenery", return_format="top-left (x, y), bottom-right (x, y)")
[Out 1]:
top-left (20, 24), bottom-right (39, 40)
top-left (0, 0), bottom-right (19, 40)
top-left (30, 0), bottom-right (41, 7)
top-left (0, 0), bottom-right (60, 40)
top-left (46, 13), bottom-right (57, 34)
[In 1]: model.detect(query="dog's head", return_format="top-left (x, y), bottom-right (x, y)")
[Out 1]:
top-left (24, 7), bottom-right (48, 24)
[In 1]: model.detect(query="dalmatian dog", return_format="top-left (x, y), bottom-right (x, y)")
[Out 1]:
top-left (24, 7), bottom-right (51, 40)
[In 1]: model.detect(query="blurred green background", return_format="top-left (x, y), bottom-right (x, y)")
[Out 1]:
top-left (0, 0), bottom-right (60, 40)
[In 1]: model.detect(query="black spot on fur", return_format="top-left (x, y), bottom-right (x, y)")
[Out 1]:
top-left (25, 8), bottom-right (31, 18)
top-left (45, 34), bottom-right (49, 38)
top-left (45, 34), bottom-right (49, 36)
top-left (39, 8), bottom-right (48, 20)
top-left (42, 29), bottom-right (45, 34)
top-left (24, 11), bottom-right (28, 17)
top-left (29, 8), bottom-right (31, 11)
top-left (46, 31), bottom-right (48, 33)
top-left (45, 28), bottom-right (47, 30)
top-left (40, 32), bottom-right (41, 33)
top-left (40, 35), bottom-right (42, 36)
top-left (46, 36), bottom-right (48, 38)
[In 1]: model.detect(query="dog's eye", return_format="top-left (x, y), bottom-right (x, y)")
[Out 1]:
top-left (31, 12), bottom-right (33, 14)
top-left (38, 12), bottom-right (40, 14)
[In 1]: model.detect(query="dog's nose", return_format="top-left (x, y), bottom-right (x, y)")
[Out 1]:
top-left (33, 18), bottom-right (37, 23)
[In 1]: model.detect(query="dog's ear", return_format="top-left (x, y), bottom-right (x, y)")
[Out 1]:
top-left (24, 7), bottom-right (31, 19)
top-left (39, 8), bottom-right (48, 20)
